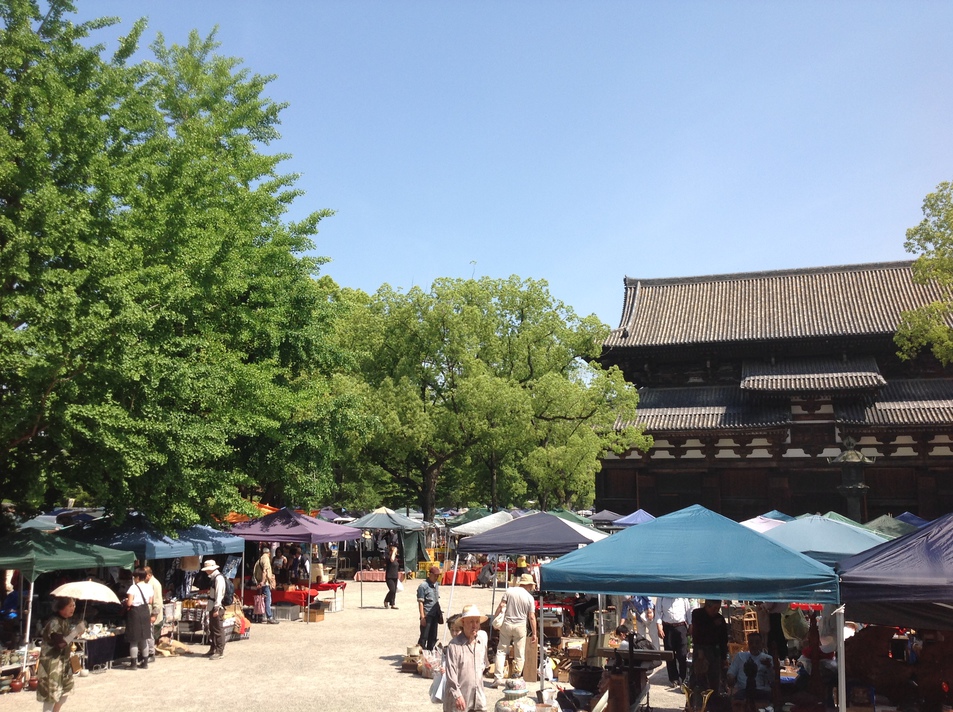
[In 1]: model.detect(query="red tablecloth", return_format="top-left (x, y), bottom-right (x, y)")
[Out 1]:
top-left (442, 569), bottom-right (477, 586)
top-left (239, 583), bottom-right (346, 608)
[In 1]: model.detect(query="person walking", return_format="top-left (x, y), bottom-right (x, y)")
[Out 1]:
top-left (490, 573), bottom-right (538, 687)
top-left (201, 559), bottom-right (227, 660)
top-left (36, 596), bottom-right (76, 712)
top-left (144, 566), bottom-right (163, 663)
top-left (125, 568), bottom-right (153, 670)
top-left (657, 596), bottom-right (692, 688)
top-left (383, 544), bottom-right (401, 609)
top-left (417, 565), bottom-right (443, 651)
top-left (690, 599), bottom-right (729, 694)
top-left (443, 604), bottom-right (489, 712)
top-left (253, 544), bottom-right (278, 624)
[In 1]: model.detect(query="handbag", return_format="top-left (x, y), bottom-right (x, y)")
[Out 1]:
top-left (492, 602), bottom-right (506, 630)
top-left (253, 594), bottom-right (266, 615)
top-left (429, 669), bottom-right (445, 703)
top-left (69, 655), bottom-right (82, 674)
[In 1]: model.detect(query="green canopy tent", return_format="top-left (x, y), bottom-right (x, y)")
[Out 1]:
top-left (0, 529), bottom-right (135, 672)
top-left (347, 507), bottom-right (425, 608)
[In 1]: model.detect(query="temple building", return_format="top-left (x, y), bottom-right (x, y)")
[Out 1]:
top-left (595, 261), bottom-right (953, 521)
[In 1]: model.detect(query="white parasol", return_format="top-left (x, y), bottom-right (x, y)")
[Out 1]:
top-left (51, 580), bottom-right (121, 622)
top-left (50, 580), bottom-right (120, 605)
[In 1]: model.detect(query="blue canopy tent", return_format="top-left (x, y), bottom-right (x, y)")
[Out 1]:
top-left (761, 515), bottom-right (888, 566)
top-left (895, 511), bottom-right (931, 528)
top-left (611, 509), bottom-right (656, 527)
top-left (761, 509), bottom-right (795, 522)
top-left (835, 509), bottom-right (953, 689)
top-left (61, 513), bottom-right (245, 560)
top-left (540, 505), bottom-right (839, 602)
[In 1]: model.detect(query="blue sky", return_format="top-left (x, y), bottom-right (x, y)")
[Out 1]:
top-left (74, 1), bottom-right (953, 327)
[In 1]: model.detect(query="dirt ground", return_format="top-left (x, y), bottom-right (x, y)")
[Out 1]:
top-left (3, 582), bottom-right (686, 712)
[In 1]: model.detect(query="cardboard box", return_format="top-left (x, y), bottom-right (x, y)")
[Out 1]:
top-left (305, 609), bottom-right (324, 622)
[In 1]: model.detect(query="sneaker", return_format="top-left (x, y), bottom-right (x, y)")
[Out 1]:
top-left (139, 662), bottom-right (148, 669)
top-left (148, 655), bottom-right (156, 663)
top-left (267, 618), bottom-right (279, 625)
top-left (209, 653), bottom-right (223, 660)
top-left (488, 680), bottom-right (501, 689)
top-left (391, 606), bottom-right (399, 610)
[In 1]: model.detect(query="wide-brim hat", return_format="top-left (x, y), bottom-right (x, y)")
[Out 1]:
top-left (459, 604), bottom-right (488, 624)
top-left (201, 560), bottom-right (219, 573)
top-left (517, 573), bottom-right (536, 588)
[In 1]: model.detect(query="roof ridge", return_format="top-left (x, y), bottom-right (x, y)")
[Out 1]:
top-left (623, 260), bottom-right (914, 288)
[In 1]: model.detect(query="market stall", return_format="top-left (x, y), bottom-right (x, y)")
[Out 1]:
top-left (230, 507), bottom-right (361, 621)
top-left (347, 508), bottom-right (424, 608)
top-left (0, 529), bottom-right (135, 676)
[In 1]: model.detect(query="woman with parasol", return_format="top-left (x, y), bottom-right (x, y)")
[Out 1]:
top-left (36, 596), bottom-right (77, 712)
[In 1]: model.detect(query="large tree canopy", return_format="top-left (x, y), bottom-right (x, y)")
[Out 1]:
top-left (342, 276), bottom-right (650, 520)
top-left (898, 179), bottom-right (953, 363)
top-left (0, 1), bottom-right (356, 527)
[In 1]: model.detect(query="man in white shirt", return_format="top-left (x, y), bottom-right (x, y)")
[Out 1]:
top-left (727, 632), bottom-right (774, 700)
top-left (490, 573), bottom-right (538, 687)
top-left (656, 596), bottom-right (692, 687)
top-left (202, 559), bottom-right (227, 660)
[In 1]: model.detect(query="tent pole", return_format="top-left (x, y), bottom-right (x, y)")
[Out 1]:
top-left (537, 586), bottom-right (545, 694)
top-left (304, 541), bottom-right (311, 624)
top-left (835, 605), bottom-right (846, 711)
top-left (441, 553), bottom-right (459, 646)
top-left (20, 580), bottom-right (35, 674)
top-left (359, 537), bottom-right (364, 608)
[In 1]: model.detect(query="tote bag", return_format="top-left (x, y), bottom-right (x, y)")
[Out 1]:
top-left (492, 603), bottom-right (506, 630)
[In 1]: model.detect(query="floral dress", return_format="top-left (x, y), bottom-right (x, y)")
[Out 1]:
top-left (36, 614), bottom-right (74, 703)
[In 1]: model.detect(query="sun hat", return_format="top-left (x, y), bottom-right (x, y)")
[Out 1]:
top-left (201, 560), bottom-right (219, 573)
top-left (459, 604), bottom-right (488, 623)
top-left (517, 573), bottom-right (536, 587)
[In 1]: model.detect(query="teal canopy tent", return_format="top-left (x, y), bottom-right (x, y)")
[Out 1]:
top-left (540, 505), bottom-right (839, 603)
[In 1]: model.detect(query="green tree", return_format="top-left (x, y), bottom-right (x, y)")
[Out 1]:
top-left (343, 276), bottom-right (650, 520)
top-left (898, 180), bottom-right (953, 363)
top-left (0, 1), bottom-right (354, 527)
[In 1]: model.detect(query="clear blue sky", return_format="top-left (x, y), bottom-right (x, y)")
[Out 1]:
top-left (74, 1), bottom-right (953, 327)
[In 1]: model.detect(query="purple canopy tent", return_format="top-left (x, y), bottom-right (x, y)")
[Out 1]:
top-left (230, 508), bottom-right (361, 620)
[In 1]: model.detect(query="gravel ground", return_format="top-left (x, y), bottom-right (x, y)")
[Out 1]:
top-left (3, 582), bottom-right (686, 712)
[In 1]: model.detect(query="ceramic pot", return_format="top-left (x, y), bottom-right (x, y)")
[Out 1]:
top-left (28, 677), bottom-right (38, 691)
top-left (568, 663), bottom-right (604, 693)
top-left (9, 679), bottom-right (23, 692)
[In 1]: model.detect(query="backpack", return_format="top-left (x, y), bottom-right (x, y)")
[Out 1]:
top-left (221, 575), bottom-right (235, 606)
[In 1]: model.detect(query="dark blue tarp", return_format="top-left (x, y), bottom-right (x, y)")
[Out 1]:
top-left (540, 505), bottom-right (840, 602)
top-left (230, 507), bottom-right (362, 544)
top-left (837, 511), bottom-right (953, 602)
top-left (762, 515), bottom-right (887, 566)
top-left (457, 512), bottom-right (607, 556)
top-left (896, 511), bottom-right (931, 528)
top-left (61, 513), bottom-right (245, 560)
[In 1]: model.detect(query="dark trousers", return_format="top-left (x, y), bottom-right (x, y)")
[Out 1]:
top-left (384, 577), bottom-right (398, 607)
top-left (662, 622), bottom-right (689, 683)
top-left (418, 610), bottom-right (440, 651)
top-left (208, 606), bottom-right (227, 655)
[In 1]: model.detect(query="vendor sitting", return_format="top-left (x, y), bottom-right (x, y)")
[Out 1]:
top-left (727, 632), bottom-right (774, 700)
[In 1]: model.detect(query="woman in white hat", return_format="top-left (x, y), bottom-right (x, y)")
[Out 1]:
top-left (443, 604), bottom-right (488, 711)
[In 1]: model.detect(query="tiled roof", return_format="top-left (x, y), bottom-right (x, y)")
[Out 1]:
top-left (741, 356), bottom-right (886, 392)
top-left (620, 386), bottom-right (791, 432)
top-left (606, 261), bottom-right (944, 348)
top-left (836, 379), bottom-right (953, 427)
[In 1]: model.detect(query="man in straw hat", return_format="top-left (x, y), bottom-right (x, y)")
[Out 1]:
top-left (443, 604), bottom-right (489, 712)
top-left (489, 572), bottom-right (538, 688)
top-left (201, 559), bottom-right (227, 660)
